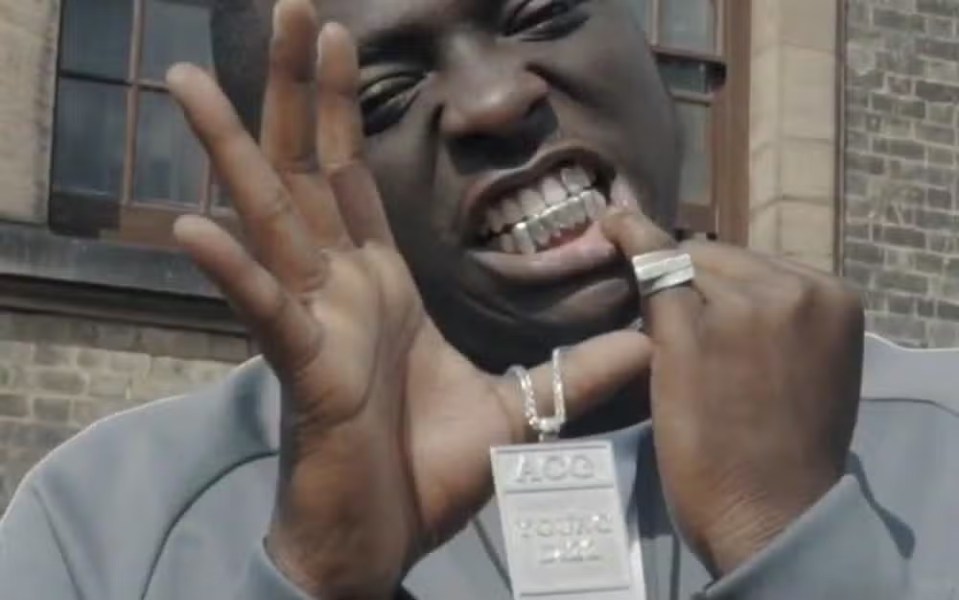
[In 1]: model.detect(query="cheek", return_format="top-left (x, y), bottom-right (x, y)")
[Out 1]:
top-left (364, 104), bottom-right (466, 244)
top-left (365, 135), bottom-right (431, 233)
top-left (526, 11), bottom-right (678, 157)
top-left (533, 32), bottom-right (679, 221)
top-left (364, 134), bottom-right (463, 279)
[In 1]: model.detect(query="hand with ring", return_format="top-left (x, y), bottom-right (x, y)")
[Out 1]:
top-left (166, 2), bottom-right (652, 597)
top-left (602, 207), bottom-right (865, 575)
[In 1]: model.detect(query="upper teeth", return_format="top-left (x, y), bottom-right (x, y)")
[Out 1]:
top-left (481, 164), bottom-right (608, 254)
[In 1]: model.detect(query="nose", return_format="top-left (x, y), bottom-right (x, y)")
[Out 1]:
top-left (439, 42), bottom-right (554, 172)
top-left (439, 42), bottom-right (550, 139)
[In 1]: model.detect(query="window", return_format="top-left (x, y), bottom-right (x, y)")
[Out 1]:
top-left (50, 0), bottom-right (748, 247)
top-left (51, 0), bottom-right (231, 247)
top-left (637, 0), bottom-right (751, 243)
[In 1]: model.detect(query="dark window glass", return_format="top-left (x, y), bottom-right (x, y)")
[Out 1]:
top-left (141, 0), bottom-right (214, 81)
top-left (133, 90), bottom-right (206, 206)
top-left (211, 179), bottom-right (234, 210)
top-left (676, 102), bottom-right (711, 206)
top-left (52, 78), bottom-right (127, 198)
top-left (60, 0), bottom-right (133, 79)
top-left (631, 0), bottom-right (650, 29)
top-left (659, 58), bottom-right (711, 94)
top-left (660, 0), bottom-right (716, 53)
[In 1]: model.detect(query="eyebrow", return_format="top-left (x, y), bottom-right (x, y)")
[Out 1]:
top-left (357, 22), bottom-right (435, 68)
top-left (355, 0), bottom-right (508, 67)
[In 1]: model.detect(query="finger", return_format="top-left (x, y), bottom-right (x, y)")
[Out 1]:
top-left (261, 0), bottom-right (350, 247)
top-left (602, 208), bottom-right (702, 345)
top-left (315, 23), bottom-right (396, 245)
top-left (260, 0), bottom-right (318, 169)
top-left (173, 215), bottom-right (322, 375)
top-left (494, 330), bottom-right (654, 444)
top-left (167, 63), bottom-right (328, 292)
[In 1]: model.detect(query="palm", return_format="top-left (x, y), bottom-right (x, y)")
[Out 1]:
top-left (288, 241), bottom-right (508, 545)
top-left (169, 4), bottom-right (650, 595)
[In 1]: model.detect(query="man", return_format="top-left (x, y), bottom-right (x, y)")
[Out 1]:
top-left (1, 0), bottom-right (957, 598)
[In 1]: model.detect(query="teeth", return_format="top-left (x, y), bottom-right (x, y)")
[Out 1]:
top-left (540, 176), bottom-right (567, 206)
top-left (518, 188), bottom-right (547, 218)
top-left (560, 200), bottom-right (579, 230)
top-left (581, 191), bottom-right (600, 220)
top-left (537, 205), bottom-right (561, 236)
top-left (513, 223), bottom-right (536, 255)
top-left (582, 190), bottom-right (605, 220)
top-left (560, 165), bottom-right (593, 194)
top-left (568, 196), bottom-right (588, 226)
top-left (498, 232), bottom-right (517, 253)
top-left (502, 196), bottom-right (524, 226)
top-left (487, 205), bottom-right (506, 234)
top-left (528, 218), bottom-right (550, 246)
top-left (536, 206), bottom-right (560, 239)
top-left (482, 163), bottom-right (610, 253)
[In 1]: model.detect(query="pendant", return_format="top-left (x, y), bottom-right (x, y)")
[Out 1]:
top-left (490, 440), bottom-right (641, 600)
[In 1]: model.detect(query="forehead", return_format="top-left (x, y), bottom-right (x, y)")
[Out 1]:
top-left (316, 0), bottom-right (493, 44)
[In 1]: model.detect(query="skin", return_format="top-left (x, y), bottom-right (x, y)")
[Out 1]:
top-left (167, 0), bottom-right (866, 597)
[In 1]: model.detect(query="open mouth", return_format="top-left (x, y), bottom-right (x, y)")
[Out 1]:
top-left (461, 144), bottom-right (647, 285)
top-left (472, 160), bottom-right (612, 254)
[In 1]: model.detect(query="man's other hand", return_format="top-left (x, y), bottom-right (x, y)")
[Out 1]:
top-left (604, 207), bottom-right (865, 576)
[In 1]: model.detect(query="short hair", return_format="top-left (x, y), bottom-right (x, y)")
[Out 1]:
top-left (211, 0), bottom-right (273, 136)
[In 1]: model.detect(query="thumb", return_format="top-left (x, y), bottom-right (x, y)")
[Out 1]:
top-left (602, 207), bottom-right (702, 345)
top-left (495, 329), bottom-right (653, 444)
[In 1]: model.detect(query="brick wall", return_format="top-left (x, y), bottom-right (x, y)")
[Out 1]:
top-left (0, 310), bottom-right (250, 512)
top-left (844, 0), bottom-right (959, 347)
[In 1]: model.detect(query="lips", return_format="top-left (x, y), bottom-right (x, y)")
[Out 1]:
top-left (463, 144), bottom-right (617, 239)
top-left (468, 174), bottom-right (646, 285)
top-left (458, 143), bottom-right (647, 285)
top-left (477, 163), bottom-right (611, 254)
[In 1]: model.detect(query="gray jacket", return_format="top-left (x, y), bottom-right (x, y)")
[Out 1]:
top-left (1, 335), bottom-right (957, 599)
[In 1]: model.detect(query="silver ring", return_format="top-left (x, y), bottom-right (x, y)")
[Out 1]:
top-left (631, 250), bottom-right (695, 297)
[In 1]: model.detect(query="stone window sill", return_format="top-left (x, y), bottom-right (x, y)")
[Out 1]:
top-left (0, 221), bottom-right (241, 334)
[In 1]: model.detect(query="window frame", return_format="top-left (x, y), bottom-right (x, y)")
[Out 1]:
top-left (51, 0), bottom-right (235, 247)
top-left (643, 0), bottom-right (751, 244)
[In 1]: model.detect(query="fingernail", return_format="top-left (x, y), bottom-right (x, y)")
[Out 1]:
top-left (165, 63), bottom-right (189, 89)
top-left (604, 206), bottom-right (628, 218)
top-left (316, 23), bottom-right (333, 66)
top-left (271, 0), bottom-right (284, 40)
top-left (600, 207), bottom-right (630, 230)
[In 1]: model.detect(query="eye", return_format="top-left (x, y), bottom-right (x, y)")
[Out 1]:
top-left (505, 0), bottom-right (589, 39)
top-left (359, 72), bottom-right (422, 135)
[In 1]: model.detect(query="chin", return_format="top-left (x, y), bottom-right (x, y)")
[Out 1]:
top-left (533, 275), bottom-right (637, 334)
top-left (423, 269), bottom-right (638, 373)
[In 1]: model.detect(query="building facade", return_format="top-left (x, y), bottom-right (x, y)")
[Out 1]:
top-left (843, 0), bottom-right (959, 347)
top-left (0, 0), bottom-right (956, 511)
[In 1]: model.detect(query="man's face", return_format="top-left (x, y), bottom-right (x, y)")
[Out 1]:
top-left (316, 0), bottom-right (681, 370)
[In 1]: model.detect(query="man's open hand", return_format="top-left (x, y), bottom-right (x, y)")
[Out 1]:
top-left (167, 1), bottom-right (652, 597)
